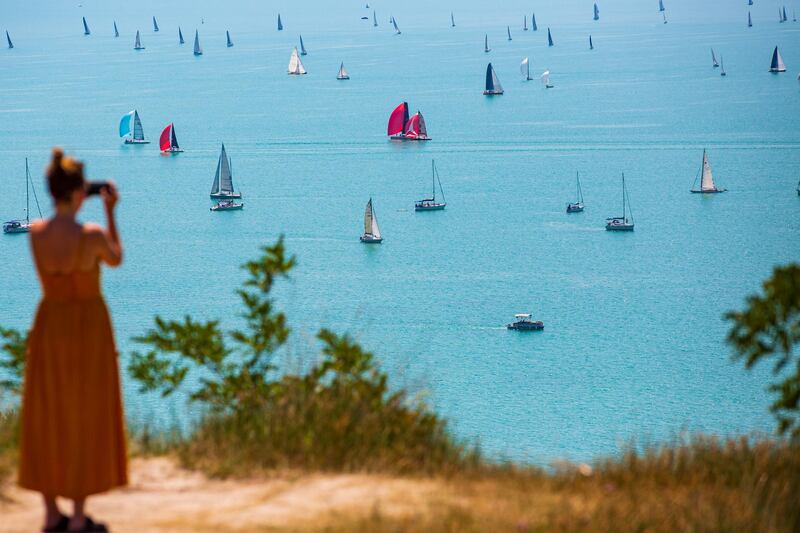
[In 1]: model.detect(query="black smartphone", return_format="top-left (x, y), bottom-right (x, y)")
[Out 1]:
top-left (85, 181), bottom-right (110, 196)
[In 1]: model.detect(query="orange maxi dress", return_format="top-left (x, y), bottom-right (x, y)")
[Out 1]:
top-left (19, 238), bottom-right (128, 498)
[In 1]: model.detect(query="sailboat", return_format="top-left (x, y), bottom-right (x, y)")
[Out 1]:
top-left (451, 12), bottom-right (456, 28)
top-left (134, 30), bottom-right (145, 50)
top-left (288, 47), bottom-right (307, 75)
top-left (393, 16), bottom-right (401, 34)
top-left (590, 35), bottom-right (594, 50)
top-left (663, 12), bottom-right (668, 24)
top-left (113, 22), bottom-right (119, 38)
top-left (83, 16), bottom-right (90, 35)
top-left (153, 16), bottom-right (159, 32)
top-left (711, 48), bottom-right (719, 68)
top-left (3, 159), bottom-right (43, 234)
top-left (120, 110), bottom-right (150, 144)
top-left (659, 0), bottom-right (665, 12)
top-left (748, 12), bottom-right (753, 27)
top-left (360, 198), bottom-right (383, 243)
top-left (6, 31), bottom-right (12, 49)
top-left (484, 63), bottom-right (504, 95)
top-left (541, 70), bottom-right (554, 88)
top-left (547, 28), bottom-right (554, 46)
top-left (277, 14), bottom-right (283, 31)
top-left (720, 56), bottom-right (726, 76)
top-left (193, 30), bottom-right (202, 55)
top-left (226, 31), bottom-right (233, 47)
top-left (605, 173), bottom-right (634, 231)
top-left (566, 172), bottom-right (585, 213)
top-left (507, 26), bottom-right (512, 41)
top-left (520, 57), bottom-right (532, 80)
top-left (299, 35), bottom-right (307, 55)
top-left (415, 160), bottom-right (446, 211)
top-left (594, 3), bottom-right (600, 21)
top-left (210, 199), bottom-right (243, 211)
top-left (179, 27), bottom-right (185, 44)
top-left (782, 6), bottom-right (788, 22)
top-left (387, 102), bottom-right (430, 141)
top-left (748, 0), bottom-right (752, 5)
top-left (532, 13), bottom-right (538, 31)
top-left (159, 123), bottom-right (183, 154)
top-left (374, 11), bottom-right (378, 27)
top-left (336, 62), bottom-right (350, 80)
top-left (484, 34), bottom-right (491, 53)
top-left (769, 46), bottom-right (786, 72)
top-left (691, 150), bottom-right (726, 193)
top-left (210, 143), bottom-right (242, 199)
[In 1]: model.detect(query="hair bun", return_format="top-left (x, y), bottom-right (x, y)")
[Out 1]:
top-left (51, 147), bottom-right (64, 166)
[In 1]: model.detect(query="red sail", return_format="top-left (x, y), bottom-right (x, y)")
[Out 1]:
top-left (387, 102), bottom-right (409, 136)
top-left (159, 123), bottom-right (172, 151)
top-left (404, 112), bottom-right (421, 138)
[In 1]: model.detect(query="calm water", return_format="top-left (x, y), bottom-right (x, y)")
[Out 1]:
top-left (1, 0), bottom-right (799, 463)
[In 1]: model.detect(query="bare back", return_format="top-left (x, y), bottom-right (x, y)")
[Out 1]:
top-left (31, 218), bottom-right (120, 275)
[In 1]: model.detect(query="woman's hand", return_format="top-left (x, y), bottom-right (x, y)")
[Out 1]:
top-left (101, 181), bottom-right (119, 212)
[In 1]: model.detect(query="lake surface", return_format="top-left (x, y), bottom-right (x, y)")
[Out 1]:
top-left (1, 0), bottom-right (799, 463)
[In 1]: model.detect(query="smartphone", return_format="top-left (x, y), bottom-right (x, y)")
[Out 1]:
top-left (85, 181), bottom-right (110, 196)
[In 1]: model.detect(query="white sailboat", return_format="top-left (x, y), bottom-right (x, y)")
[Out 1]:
top-left (691, 149), bottom-right (726, 193)
top-left (114, 21), bottom-right (119, 38)
top-left (720, 56), bottom-right (726, 76)
top-left (392, 16), bottom-right (401, 34)
top-left (566, 172), bottom-right (585, 213)
top-left (360, 198), bottom-right (383, 243)
top-left (134, 30), bottom-right (145, 50)
top-left (605, 173), bottom-right (634, 231)
top-left (179, 27), bottom-right (185, 44)
top-left (374, 11), bottom-right (378, 27)
top-left (541, 70), bottom-right (554, 88)
top-left (336, 62), bottom-right (350, 80)
top-left (226, 30), bottom-right (233, 47)
top-left (210, 143), bottom-right (242, 199)
top-left (300, 35), bottom-right (307, 55)
top-left (524, 15), bottom-right (528, 31)
top-left (3, 158), bottom-right (43, 234)
top-left (484, 63), bottom-right (504, 95)
top-left (769, 46), bottom-right (786, 72)
top-left (484, 34), bottom-right (490, 53)
top-left (451, 12), bottom-right (456, 28)
top-left (288, 47), bottom-right (307, 75)
top-left (507, 26), bottom-right (512, 41)
top-left (83, 16), bottom-right (90, 35)
top-left (193, 30), bottom-right (202, 55)
top-left (415, 160), bottom-right (446, 211)
top-left (520, 57), bottom-right (532, 81)
top-left (120, 110), bottom-right (149, 144)
top-left (711, 48), bottom-right (719, 68)
top-left (152, 16), bottom-right (159, 32)
top-left (6, 30), bottom-right (13, 49)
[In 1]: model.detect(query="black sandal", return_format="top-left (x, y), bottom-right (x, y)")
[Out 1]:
top-left (69, 516), bottom-right (108, 532)
top-left (43, 514), bottom-right (69, 532)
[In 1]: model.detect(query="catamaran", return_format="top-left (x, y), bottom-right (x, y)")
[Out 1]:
top-left (6, 31), bottom-right (12, 49)
top-left (711, 48), bottom-right (719, 68)
top-left (179, 27), bottom-right (185, 44)
top-left (567, 172), bottom-right (585, 213)
top-left (134, 30), bottom-right (144, 50)
top-left (451, 12), bottom-right (456, 27)
top-left (336, 62), bottom-right (350, 80)
top-left (387, 102), bottom-right (430, 140)
top-left (484, 34), bottom-right (491, 53)
top-left (532, 12), bottom-right (538, 31)
top-left (211, 200), bottom-right (243, 211)
top-left (152, 16), bottom-right (159, 32)
top-left (541, 70), bottom-right (554, 88)
top-left (120, 110), bottom-right (149, 144)
top-left (691, 150), bottom-right (726, 193)
top-left (507, 26), bottom-right (512, 41)
top-left (278, 14), bottom-right (283, 31)
top-left (3, 159), bottom-right (43, 235)
top-left (193, 30), bottom-right (202, 55)
top-left (210, 143), bottom-right (241, 199)
top-left (83, 16), bottom-right (90, 35)
top-left (484, 63), bottom-right (504, 95)
top-left (226, 30), bottom-right (233, 47)
top-left (415, 160), bottom-right (446, 211)
top-left (159, 123), bottom-right (183, 154)
top-left (520, 57), bottom-right (532, 81)
top-left (594, 3), bottom-right (600, 20)
top-left (507, 313), bottom-right (544, 331)
top-left (547, 27), bottom-right (554, 46)
top-left (300, 35), bottom-right (307, 55)
top-left (605, 173), bottom-right (634, 231)
top-left (360, 198), bottom-right (383, 243)
top-left (114, 21), bottom-right (119, 38)
top-left (769, 46), bottom-right (786, 72)
top-left (392, 16), bottom-right (401, 34)
top-left (288, 47), bottom-right (307, 75)
top-left (720, 56), bottom-right (726, 76)
top-left (590, 35), bottom-right (594, 50)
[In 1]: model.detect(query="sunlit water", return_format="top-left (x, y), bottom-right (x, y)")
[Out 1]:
top-left (1, 0), bottom-right (799, 463)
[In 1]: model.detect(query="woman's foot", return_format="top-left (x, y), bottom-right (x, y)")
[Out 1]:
top-left (43, 513), bottom-right (69, 532)
top-left (68, 516), bottom-right (108, 532)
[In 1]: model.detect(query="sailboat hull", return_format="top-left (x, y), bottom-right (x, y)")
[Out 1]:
top-left (210, 203), bottom-right (244, 211)
top-left (390, 134), bottom-right (430, 141)
top-left (414, 202), bottom-right (446, 211)
top-left (690, 189), bottom-right (726, 194)
top-left (124, 139), bottom-right (150, 144)
top-left (483, 90), bottom-right (504, 95)
top-left (605, 223), bottom-right (634, 231)
top-left (161, 147), bottom-right (184, 154)
top-left (566, 203), bottom-right (584, 213)
top-left (337, 75), bottom-right (350, 80)
top-left (3, 221), bottom-right (31, 234)
top-left (360, 235), bottom-right (383, 243)
top-left (210, 192), bottom-right (242, 199)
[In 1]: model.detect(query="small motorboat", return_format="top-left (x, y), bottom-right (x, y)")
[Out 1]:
top-left (210, 200), bottom-right (243, 211)
top-left (507, 313), bottom-right (544, 331)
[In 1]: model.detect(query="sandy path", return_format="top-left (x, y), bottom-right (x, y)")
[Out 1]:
top-left (0, 458), bottom-right (444, 532)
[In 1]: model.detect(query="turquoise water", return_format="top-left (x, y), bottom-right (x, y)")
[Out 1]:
top-left (1, 0), bottom-right (799, 463)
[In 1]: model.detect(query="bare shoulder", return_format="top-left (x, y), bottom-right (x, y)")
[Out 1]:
top-left (29, 220), bottom-right (48, 236)
top-left (82, 222), bottom-right (104, 235)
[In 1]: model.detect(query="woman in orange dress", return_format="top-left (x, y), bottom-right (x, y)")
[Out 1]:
top-left (19, 148), bottom-right (127, 532)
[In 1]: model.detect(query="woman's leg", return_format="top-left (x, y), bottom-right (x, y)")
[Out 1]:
top-left (69, 497), bottom-right (86, 529)
top-left (42, 494), bottom-right (62, 528)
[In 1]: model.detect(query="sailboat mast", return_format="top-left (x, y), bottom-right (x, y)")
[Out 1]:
top-left (431, 160), bottom-right (436, 200)
top-left (622, 173), bottom-right (626, 219)
top-left (25, 158), bottom-right (30, 224)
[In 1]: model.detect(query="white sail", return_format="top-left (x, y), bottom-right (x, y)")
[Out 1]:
top-left (364, 199), bottom-right (381, 238)
top-left (337, 62), bottom-right (349, 79)
top-left (133, 111), bottom-right (145, 141)
top-left (541, 70), bottom-right (551, 86)
top-left (484, 34), bottom-right (490, 52)
top-left (134, 30), bottom-right (144, 49)
top-left (193, 30), bottom-right (202, 55)
top-left (211, 144), bottom-right (235, 195)
top-left (288, 47), bottom-right (306, 74)
top-left (700, 150), bottom-right (716, 191)
top-left (520, 57), bottom-right (530, 79)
